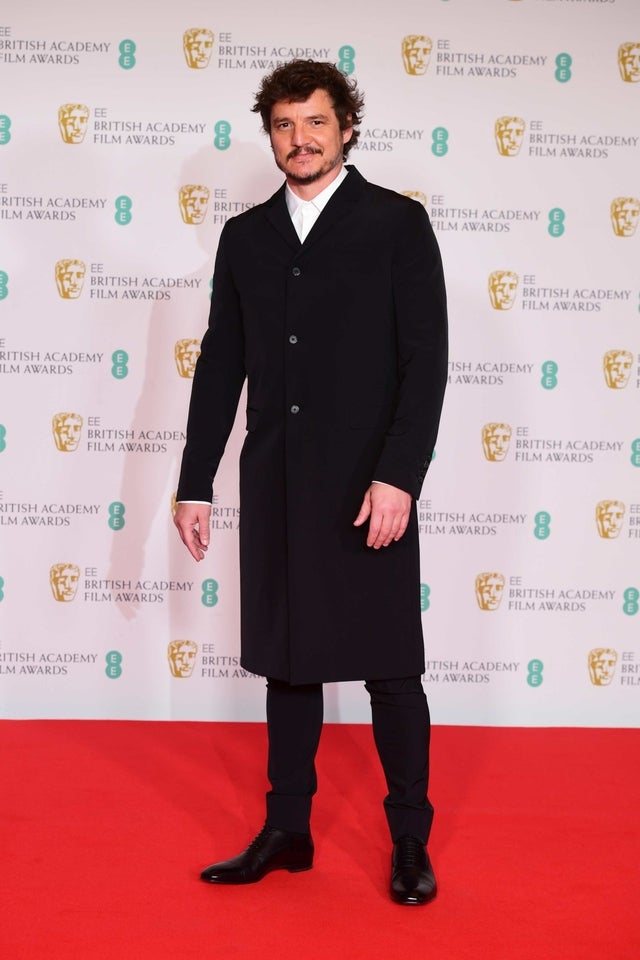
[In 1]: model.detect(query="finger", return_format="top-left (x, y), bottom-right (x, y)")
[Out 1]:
top-left (353, 493), bottom-right (372, 527)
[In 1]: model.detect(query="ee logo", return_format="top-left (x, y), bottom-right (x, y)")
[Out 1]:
top-left (202, 579), bottom-right (219, 607)
top-left (214, 121), bottom-right (231, 150)
top-left (420, 583), bottom-right (431, 612)
top-left (555, 53), bottom-right (572, 83)
top-left (623, 588), bottom-right (639, 616)
top-left (119, 40), bottom-right (136, 70)
top-left (338, 45), bottom-right (356, 75)
top-left (111, 350), bottom-right (129, 379)
top-left (534, 511), bottom-right (551, 540)
top-left (105, 651), bottom-right (123, 678)
top-left (630, 438), bottom-right (640, 468)
top-left (108, 502), bottom-right (126, 531)
top-left (115, 196), bottom-right (132, 225)
top-left (0, 270), bottom-right (8, 300)
top-left (527, 659), bottom-right (544, 687)
top-left (541, 360), bottom-right (558, 390)
top-left (431, 127), bottom-right (448, 157)
top-left (548, 208), bottom-right (565, 237)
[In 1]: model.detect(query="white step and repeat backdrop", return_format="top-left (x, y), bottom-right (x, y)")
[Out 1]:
top-left (0, 0), bottom-right (638, 725)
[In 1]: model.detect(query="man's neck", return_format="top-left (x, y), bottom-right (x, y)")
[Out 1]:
top-left (286, 161), bottom-right (345, 202)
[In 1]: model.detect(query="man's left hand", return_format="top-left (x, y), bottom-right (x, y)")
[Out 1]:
top-left (353, 483), bottom-right (412, 549)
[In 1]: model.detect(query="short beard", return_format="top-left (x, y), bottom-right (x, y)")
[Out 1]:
top-left (275, 146), bottom-right (343, 185)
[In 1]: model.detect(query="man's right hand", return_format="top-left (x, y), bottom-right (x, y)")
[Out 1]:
top-left (173, 502), bottom-right (211, 561)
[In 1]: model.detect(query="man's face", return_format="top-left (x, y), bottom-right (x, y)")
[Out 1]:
top-left (589, 650), bottom-right (617, 685)
top-left (596, 502), bottom-right (625, 538)
top-left (59, 106), bottom-right (89, 143)
top-left (175, 340), bottom-right (201, 377)
top-left (476, 574), bottom-right (505, 610)
top-left (56, 260), bottom-right (85, 299)
top-left (483, 425), bottom-right (511, 461)
top-left (184, 29), bottom-right (214, 69)
top-left (489, 271), bottom-right (518, 310)
top-left (495, 119), bottom-right (525, 156)
top-left (168, 641), bottom-right (197, 677)
top-left (402, 37), bottom-right (432, 75)
top-left (179, 186), bottom-right (209, 224)
top-left (604, 351), bottom-right (633, 388)
top-left (619, 43), bottom-right (640, 82)
top-left (611, 200), bottom-right (640, 237)
top-left (269, 89), bottom-right (352, 190)
top-left (50, 564), bottom-right (80, 602)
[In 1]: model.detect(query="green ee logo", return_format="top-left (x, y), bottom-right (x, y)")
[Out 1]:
top-left (0, 424), bottom-right (6, 453)
top-left (548, 207), bottom-right (565, 237)
top-left (630, 438), bottom-right (640, 468)
top-left (527, 659), bottom-right (544, 687)
top-left (119, 39), bottom-right (136, 70)
top-left (431, 127), bottom-right (448, 157)
top-left (115, 195), bottom-right (132, 225)
top-left (0, 269), bottom-right (8, 300)
top-left (0, 576), bottom-right (4, 601)
top-left (623, 588), bottom-right (639, 616)
top-left (534, 511), bottom-right (551, 540)
top-left (338, 45), bottom-right (356, 75)
top-left (420, 583), bottom-right (431, 612)
top-left (555, 53), bottom-right (572, 83)
top-left (214, 120), bottom-right (231, 150)
top-left (202, 579), bottom-right (219, 607)
top-left (541, 360), bottom-right (558, 390)
top-left (105, 650), bottom-right (123, 678)
top-left (108, 502), bottom-right (126, 531)
top-left (0, 115), bottom-right (11, 145)
top-left (111, 349), bottom-right (129, 379)
top-left (209, 278), bottom-right (214, 299)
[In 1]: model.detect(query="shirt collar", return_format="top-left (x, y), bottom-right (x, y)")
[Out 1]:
top-left (285, 165), bottom-right (349, 219)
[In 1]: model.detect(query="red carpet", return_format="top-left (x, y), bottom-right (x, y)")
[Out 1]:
top-left (1, 722), bottom-right (638, 959)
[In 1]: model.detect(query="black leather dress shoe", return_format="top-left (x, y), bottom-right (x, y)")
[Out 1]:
top-left (390, 836), bottom-right (437, 905)
top-left (200, 825), bottom-right (314, 884)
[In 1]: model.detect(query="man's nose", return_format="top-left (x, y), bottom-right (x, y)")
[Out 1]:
top-left (290, 123), bottom-right (308, 146)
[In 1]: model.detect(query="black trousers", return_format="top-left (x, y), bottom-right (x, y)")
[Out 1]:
top-left (265, 676), bottom-right (433, 844)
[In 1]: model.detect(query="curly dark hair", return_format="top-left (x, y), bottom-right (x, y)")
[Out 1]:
top-left (251, 59), bottom-right (364, 158)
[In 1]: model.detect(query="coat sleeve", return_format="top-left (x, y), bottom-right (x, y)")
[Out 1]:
top-left (176, 227), bottom-right (246, 502)
top-left (372, 201), bottom-right (448, 499)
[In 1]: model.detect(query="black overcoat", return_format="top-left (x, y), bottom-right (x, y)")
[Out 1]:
top-left (177, 166), bottom-right (448, 684)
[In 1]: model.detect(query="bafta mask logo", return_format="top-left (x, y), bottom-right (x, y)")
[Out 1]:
top-left (618, 42), bottom-right (640, 83)
top-left (588, 648), bottom-right (618, 687)
top-left (179, 185), bottom-right (210, 224)
top-left (595, 500), bottom-right (625, 539)
top-left (58, 103), bottom-right (90, 144)
top-left (174, 338), bottom-right (201, 378)
top-left (610, 197), bottom-right (640, 237)
top-left (183, 28), bottom-right (215, 69)
top-left (401, 35), bottom-right (432, 76)
top-left (494, 116), bottom-right (526, 157)
top-left (170, 492), bottom-right (178, 516)
top-left (49, 563), bottom-right (80, 603)
top-left (55, 259), bottom-right (86, 299)
top-left (52, 412), bottom-right (83, 452)
top-left (603, 350), bottom-right (633, 390)
top-left (482, 422), bottom-right (512, 462)
top-left (488, 270), bottom-right (519, 311)
top-left (168, 639), bottom-right (198, 678)
top-left (401, 191), bottom-right (427, 207)
top-left (475, 572), bottom-right (505, 611)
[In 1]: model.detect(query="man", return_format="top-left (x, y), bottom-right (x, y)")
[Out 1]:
top-left (174, 60), bottom-right (448, 906)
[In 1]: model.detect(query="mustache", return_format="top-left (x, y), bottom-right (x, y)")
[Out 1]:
top-left (286, 146), bottom-right (322, 160)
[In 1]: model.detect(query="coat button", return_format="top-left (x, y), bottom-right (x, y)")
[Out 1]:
top-left (289, 335), bottom-right (298, 344)
top-left (290, 404), bottom-right (300, 414)
top-left (292, 267), bottom-right (301, 277)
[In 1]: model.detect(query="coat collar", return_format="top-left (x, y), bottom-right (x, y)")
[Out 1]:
top-left (264, 165), bottom-right (367, 253)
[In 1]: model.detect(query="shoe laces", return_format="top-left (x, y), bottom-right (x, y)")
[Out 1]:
top-left (246, 825), bottom-right (275, 852)
top-left (396, 835), bottom-right (424, 865)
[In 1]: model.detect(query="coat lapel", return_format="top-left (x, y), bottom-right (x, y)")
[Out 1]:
top-left (263, 166), bottom-right (368, 255)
